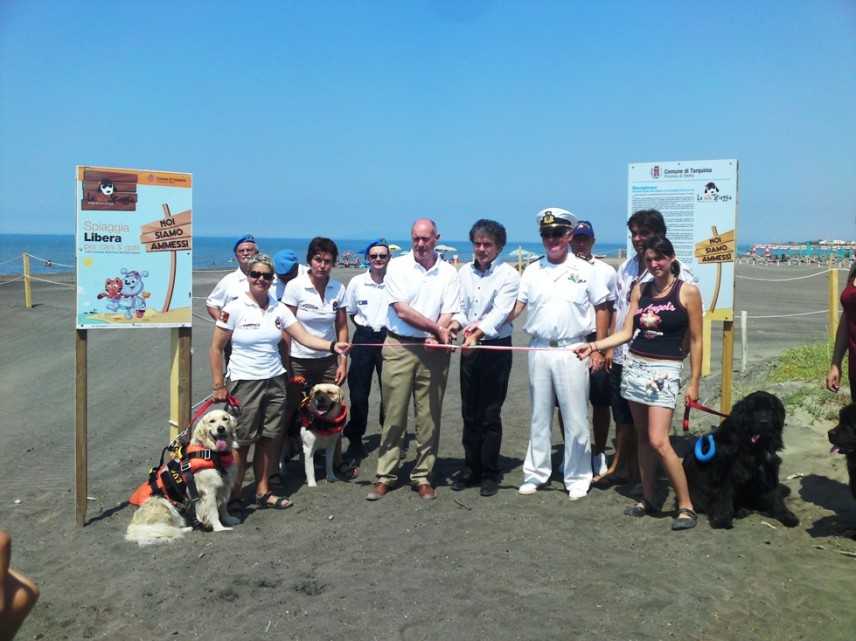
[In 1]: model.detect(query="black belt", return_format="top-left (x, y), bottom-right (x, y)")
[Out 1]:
top-left (354, 324), bottom-right (387, 335)
top-left (478, 336), bottom-right (512, 346)
top-left (387, 331), bottom-right (426, 343)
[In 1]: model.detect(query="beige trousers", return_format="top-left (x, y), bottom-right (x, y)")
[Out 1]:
top-left (374, 334), bottom-right (450, 486)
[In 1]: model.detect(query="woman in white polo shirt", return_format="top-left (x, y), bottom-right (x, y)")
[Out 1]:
top-left (282, 237), bottom-right (349, 468)
top-left (210, 254), bottom-right (349, 510)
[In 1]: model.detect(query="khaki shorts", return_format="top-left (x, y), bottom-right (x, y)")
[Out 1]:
top-left (227, 374), bottom-right (287, 446)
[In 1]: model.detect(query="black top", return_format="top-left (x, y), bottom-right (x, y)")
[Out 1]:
top-left (629, 279), bottom-right (689, 361)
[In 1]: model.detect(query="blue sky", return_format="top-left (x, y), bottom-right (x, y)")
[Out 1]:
top-left (1, 1), bottom-right (853, 243)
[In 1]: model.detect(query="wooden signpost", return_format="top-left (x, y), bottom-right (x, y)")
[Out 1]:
top-left (139, 204), bottom-right (194, 441)
top-left (694, 226), bottom-right (737, 413)
top-left (75, 165), bottom-right (192, 526)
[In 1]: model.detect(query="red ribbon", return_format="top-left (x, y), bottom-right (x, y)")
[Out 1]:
top-left (682, 399), bottom-right (729, 432)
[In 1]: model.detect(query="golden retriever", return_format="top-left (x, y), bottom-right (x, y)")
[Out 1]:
top-left (125, 409), bottom-right (239, 545)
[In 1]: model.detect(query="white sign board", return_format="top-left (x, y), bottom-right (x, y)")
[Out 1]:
top-left (627, 159), bottom-right (738, 321)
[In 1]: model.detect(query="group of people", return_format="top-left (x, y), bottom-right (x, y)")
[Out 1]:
top-left (206, 208), bottom-right (705, 531)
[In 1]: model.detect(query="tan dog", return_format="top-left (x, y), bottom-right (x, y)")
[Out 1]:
top-left (299, 383), bottom-right (347, 487)
top-left (125, 409), bottom-right (240, 545)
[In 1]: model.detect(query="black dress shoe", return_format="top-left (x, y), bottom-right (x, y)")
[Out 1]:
top-left (480, 478), bottom-right (499, 497)
top-left (451, 471), bottom-right (481, 492)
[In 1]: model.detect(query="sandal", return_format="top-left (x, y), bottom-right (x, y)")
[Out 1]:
top-left (255, 492), bottom-right (293, 510)
top-left (671, 507), bottom-right (698, 531)
top-left (624, 497), bottom-right (659, 517)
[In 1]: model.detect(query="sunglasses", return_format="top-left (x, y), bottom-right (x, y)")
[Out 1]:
top-left (368, 253), bottom-right (389, 260)
top-left (540, 229), bottom-right (568, 239)
top-left (249, 270), bottom-right (274, 281)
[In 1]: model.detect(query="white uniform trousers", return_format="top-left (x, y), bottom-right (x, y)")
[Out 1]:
top-left (522, 339), bottom-right (592, 493)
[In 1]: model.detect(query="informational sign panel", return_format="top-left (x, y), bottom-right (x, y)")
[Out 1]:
top-left (75, 166), bottom-right (193, 328)
top-left (627, 159), bottom-right (738, 320)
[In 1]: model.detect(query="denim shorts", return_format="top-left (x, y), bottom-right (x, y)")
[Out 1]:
top-left (619, 354), bottom-right (683, 409)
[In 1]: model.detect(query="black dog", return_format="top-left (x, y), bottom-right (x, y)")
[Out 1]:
top-left (828, 403), bottom-right (856, 499)
top-left (683, 391), bottom-right (799, 529)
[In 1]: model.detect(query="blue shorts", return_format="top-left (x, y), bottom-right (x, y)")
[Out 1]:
top-left (619, 354), bottom-right (683, 410)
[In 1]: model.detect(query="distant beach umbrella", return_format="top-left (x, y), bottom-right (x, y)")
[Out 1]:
top-left (435, 244), bottom-right (457, 253)
top-left (387, 243), bottom-right (401, 252)
top-left (507, 247), bottom-right (535, 259)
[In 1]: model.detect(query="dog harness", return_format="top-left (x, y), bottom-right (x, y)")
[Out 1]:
top-left (298, 398), bottom-right (348, 436)
top-left (128, 394), bottom-right (240, 530)
top-left (128, 444), bottom-right (234, 511)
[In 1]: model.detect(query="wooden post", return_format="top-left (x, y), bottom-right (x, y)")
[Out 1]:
top-left (828, 268), bottom-right (840, 344)
top-left (721, 320), bottom-right (734, 414)
top-left (740, 310), bottom-right (748, 373)
top-left (22, 253), bottom-right (32, 309)
top-left (75, 329), bottom-right (88, 526)
top-left (702, 315), bottom-right (712, 376)
top-left (169, 327), bottom-right (193, 440)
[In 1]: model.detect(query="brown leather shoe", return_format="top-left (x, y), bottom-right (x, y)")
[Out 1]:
top-left (366, 482), bottom-right (390, 501)
top-left (416, 484), bottom-right (436, 500)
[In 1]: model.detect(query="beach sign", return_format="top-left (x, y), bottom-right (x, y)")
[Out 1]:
top-left (627, 159), bottom-right (738, 322)
top-left (75, 165), bottom-right (192, 329)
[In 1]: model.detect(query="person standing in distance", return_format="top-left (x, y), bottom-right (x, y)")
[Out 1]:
top-left (342, 239), bottom-right (391, 463)
top-left (507, 208), bottom-right (610, 500)
top-left (367, 219), bottom-right (461, 501)
top-left (448, 219), bottom-right (519, 497)
top-left (570, 220), bottom-right (618, 481)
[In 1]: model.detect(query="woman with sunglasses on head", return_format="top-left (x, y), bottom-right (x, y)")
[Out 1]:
top-left (575, 236), bottom-right (702, 531)
top-left (210, 254), bottom-right (350, 511)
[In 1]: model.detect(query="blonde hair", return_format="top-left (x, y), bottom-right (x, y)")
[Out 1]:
top-left (248, 253), bottom-right (275, 273)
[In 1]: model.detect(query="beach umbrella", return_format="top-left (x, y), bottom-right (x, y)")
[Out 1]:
top-left (387, 243), bottom-right (401, 252)
top-left (507, 247), bottom-right (535, 258)
top-left (435, 244), bottom-right (457, 253)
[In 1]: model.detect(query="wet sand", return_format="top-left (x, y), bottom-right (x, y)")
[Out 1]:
top-left (1, 263), bottom-right (853, 641)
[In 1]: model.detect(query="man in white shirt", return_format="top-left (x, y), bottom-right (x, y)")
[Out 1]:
top-left (366, 219), bottom-right (461, 501)
top-left (205, 234), bottom-right (259, 320)
top-left (570, 220), bottom-right (617, 480)
top-left (508, 208), bottom-right (610, 500)
top-left (608, 209), bottom-right (700, 484)
top-left (448, 220), bottom-right (519, 497)
top-left (342, 239), bottom-right (391, 462)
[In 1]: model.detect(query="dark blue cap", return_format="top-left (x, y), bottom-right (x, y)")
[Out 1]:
top-left (364, 238), bottom-right (390, 257)
top-left (573, 221), bottom-right (594, 238)
top-left (233, 234), bottom-right (257, 254)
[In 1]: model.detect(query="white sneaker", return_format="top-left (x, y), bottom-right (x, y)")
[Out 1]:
top-left (518, 482), bottom-right (539, 495)
top-left (568, 486), bottom-right (589, 501)
top-left (591, 452), bottom-right (607, 477)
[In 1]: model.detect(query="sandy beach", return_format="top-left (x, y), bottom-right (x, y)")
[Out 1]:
top-left (1, 262), bottom-right (854, 641)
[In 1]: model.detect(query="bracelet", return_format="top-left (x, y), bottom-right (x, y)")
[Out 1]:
top-left (329, 341), bottom-right (336, 354)
top-left (212, 383), bottom-right (226, 391)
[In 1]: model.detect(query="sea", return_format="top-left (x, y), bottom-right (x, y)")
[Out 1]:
top-left (0, 234), bottom-right (636, 275)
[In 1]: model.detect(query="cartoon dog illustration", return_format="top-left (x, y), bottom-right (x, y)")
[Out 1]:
top-left (118, 268), bottom-right (151, 319)
top-left (703, 182), bottom-right (719, 200)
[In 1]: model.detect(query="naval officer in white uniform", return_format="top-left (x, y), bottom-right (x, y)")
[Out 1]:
top-left (507, 208), bottom-right (610, 500)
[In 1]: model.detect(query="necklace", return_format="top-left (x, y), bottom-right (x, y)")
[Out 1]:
top-left (651, 277), bottom-right (676, 297)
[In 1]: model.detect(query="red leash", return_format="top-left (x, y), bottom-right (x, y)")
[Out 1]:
top-left (191, 394), bottom-right (241, 425)
top-left (682, 399), bottom-right (729, 432)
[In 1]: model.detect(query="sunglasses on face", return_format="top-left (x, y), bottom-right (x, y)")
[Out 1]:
top-left (368, 253), bottom-right (389, 260)
top-left (249, 270), bottom-right (274, 281)
top-left (540, 229), bottom-right (567, 240)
